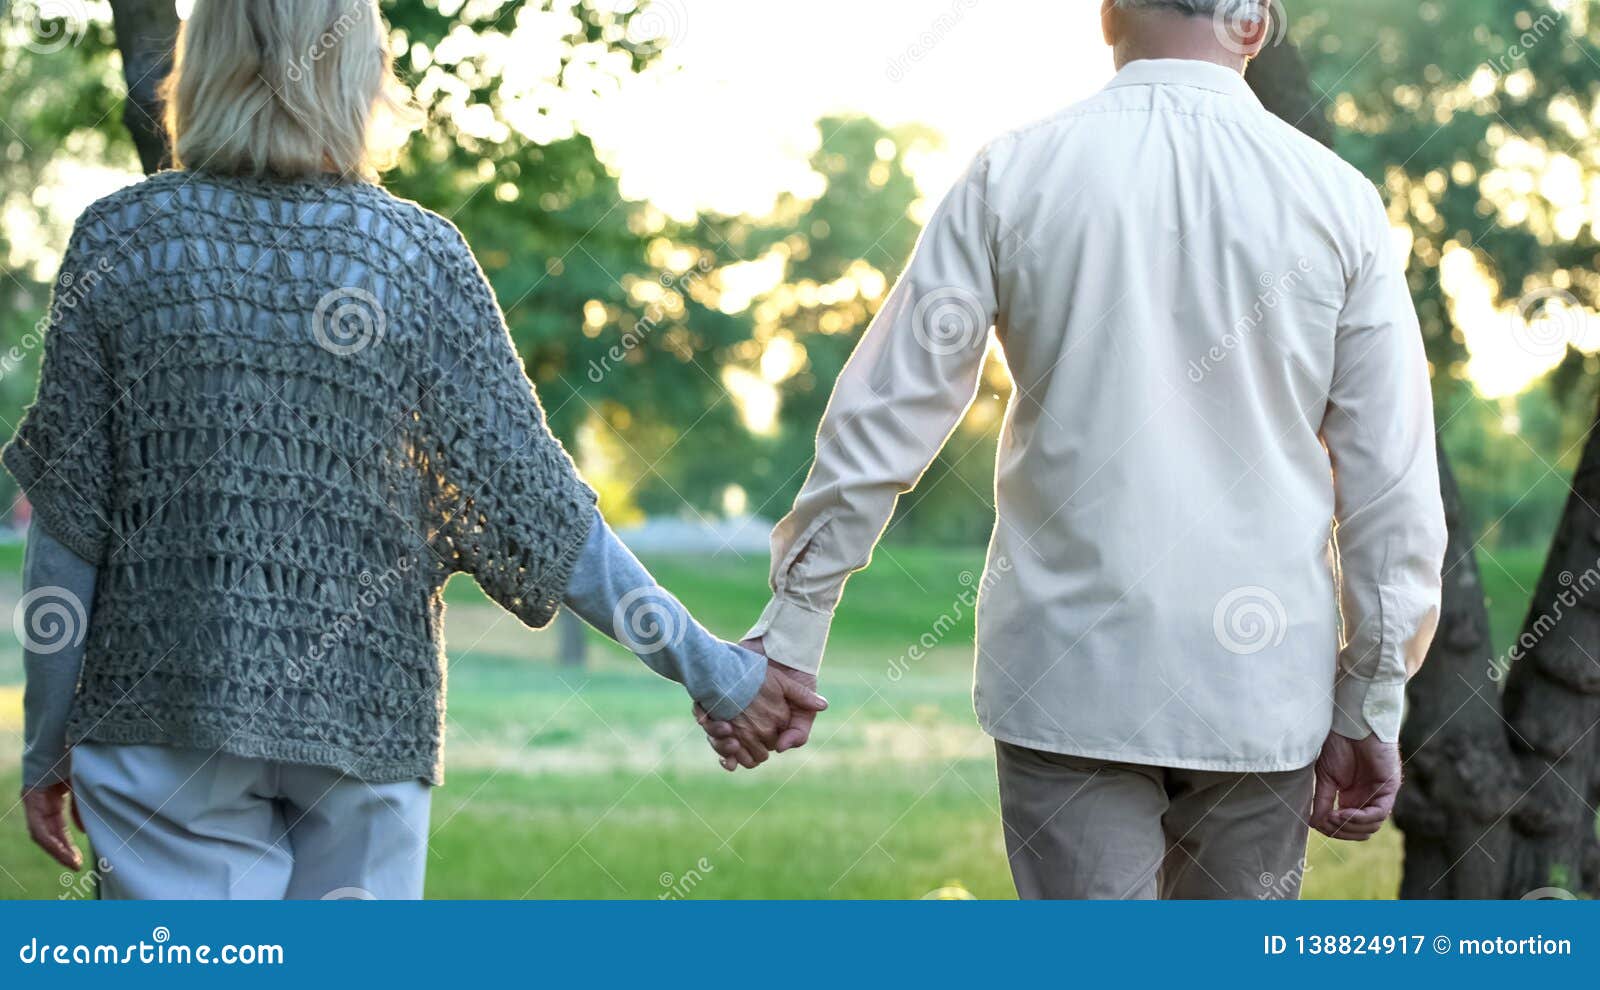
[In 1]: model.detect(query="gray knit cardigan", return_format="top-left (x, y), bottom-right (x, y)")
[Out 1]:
top-left (3, 171), bottom-right (597, 784)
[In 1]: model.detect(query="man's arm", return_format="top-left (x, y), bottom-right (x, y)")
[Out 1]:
top-left (1320, 185), bottom-right (1447, 745)
top-left (743, 150), bottom-right (1002, 676)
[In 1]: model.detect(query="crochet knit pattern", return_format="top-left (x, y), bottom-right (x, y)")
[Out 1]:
top-left (4, 171), bottom-right (597, 784)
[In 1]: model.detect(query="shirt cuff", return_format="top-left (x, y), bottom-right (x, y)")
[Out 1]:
top-left (1331, 674), bottom-right (1405, 742)
top-left (744, 595), bottom-right (832, 676)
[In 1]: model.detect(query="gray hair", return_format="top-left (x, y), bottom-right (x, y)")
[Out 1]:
top-left (1112, 0), bottom-right (1266, 13)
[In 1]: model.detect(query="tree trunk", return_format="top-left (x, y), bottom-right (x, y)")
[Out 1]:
top-left (1395, 445), bottom-right (1518, 897)
top-left (558, 611), bottom-right (588, 668)
top-left (107, 0), bottom-right (180, 174)
top-left (1499, 395), bottom-right (1600, 898)
top-left (1244, 39), bottom-right (1333, 147)
top-left (1247, 38), bottom-right (1534, 899)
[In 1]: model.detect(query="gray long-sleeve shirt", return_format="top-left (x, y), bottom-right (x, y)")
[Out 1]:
top-left (21, 508), bottom-right (763, 789)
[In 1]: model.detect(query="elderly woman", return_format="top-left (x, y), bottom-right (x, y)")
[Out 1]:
top-left (11, 0), bottom-right (822, 900)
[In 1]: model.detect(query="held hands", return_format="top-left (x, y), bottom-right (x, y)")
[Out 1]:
top-left (694, 641), bottom-right (825, 771)
top-left (1310, 730), bottom-right (1401, 841)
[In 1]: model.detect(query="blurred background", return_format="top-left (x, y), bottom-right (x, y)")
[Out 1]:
top-left (0, 0), bottom-right (1596, 899)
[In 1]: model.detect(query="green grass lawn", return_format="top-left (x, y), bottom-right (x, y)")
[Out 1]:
top-left (0, 540), bottom-right (1544, 899)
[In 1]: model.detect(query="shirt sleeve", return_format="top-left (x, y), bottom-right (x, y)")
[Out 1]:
top-left (1321, 187), bottom-right (1447, 742)
top-left (419, 223), bottom-right (598, 628)
top-left (19, 528), bottom-right (96, 790)
top-left (3, 215), bottom-right (117, 564)
top-left (745, 151), bottom-right (1000, 674)
top-left (563, 509), bottom-right (766, 720)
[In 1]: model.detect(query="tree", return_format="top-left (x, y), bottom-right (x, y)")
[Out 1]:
top-left (1496, 398), bottom-right (1600, 897)
top-left (1258, 2), bottom-right (1600, 897)
top-left (105, 0), bottom-right (177, 172)
top-left (1246, 31), bottom-right (1523, 901)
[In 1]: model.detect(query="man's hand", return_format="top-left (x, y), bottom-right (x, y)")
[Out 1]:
top-left (23, 780), bottom-right (84, 870)
top-left (1310, 731), bottom-right (1401, 841)
top-left (696, 649), bottom-right (825, 771)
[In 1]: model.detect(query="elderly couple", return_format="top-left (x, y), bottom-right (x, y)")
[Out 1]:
top-left (13, 0), bottom-right (1444, 900)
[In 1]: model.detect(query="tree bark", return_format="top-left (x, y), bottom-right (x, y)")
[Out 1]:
top-left (107, 0), bottom-right (180, 174)
top-left (1499, 396), bottom-right (1600, 898)
top-left (1395, 446), bottom-right (1518, 898)
top-left (1244, 39), bottom-right (1333, 148)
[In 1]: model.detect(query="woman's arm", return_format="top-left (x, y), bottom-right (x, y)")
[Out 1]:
top-left (19, 527), bottom-right (95, 790)
top-left (17, 526), bottom-right (95, 871)
top-left (4, 210), bottom-right (112, 869)
top-left (413, 220), bottom-right (819, 759)
top-left (563, 509), bottom-right (765, 721)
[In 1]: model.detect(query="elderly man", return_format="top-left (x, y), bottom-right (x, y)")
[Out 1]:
top-left (705, 0), bottom-right (1446, 898)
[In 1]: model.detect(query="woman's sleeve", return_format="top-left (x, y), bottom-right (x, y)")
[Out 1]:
top-left (19, 528), bottom-right (96, 789)
top-left (418, 223), bottom-right (598, 628)
top-left (3, 217), bottom-right (116, 564)
top-left (563, 508), bottom-right (765, 720)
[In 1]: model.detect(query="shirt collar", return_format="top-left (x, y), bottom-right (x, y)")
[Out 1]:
top-left (1104, 58), bottom-right (1260, 103)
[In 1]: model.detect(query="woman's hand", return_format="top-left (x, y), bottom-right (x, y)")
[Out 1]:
top-left (23, 780), bottom-right (85, 870)
top-left (697, 653), bottom-right (826, 770)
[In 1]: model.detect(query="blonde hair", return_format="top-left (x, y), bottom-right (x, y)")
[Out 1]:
top-left (162, 0), bottom-right (406, 180)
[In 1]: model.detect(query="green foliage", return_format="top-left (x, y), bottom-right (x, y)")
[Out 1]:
top-left (0, 1), bottom-right (754, 515)
top-left (4, 1), bottom-right (1598, 548)
top-left (1438, 376), bottom-right (1587, 548)
top-left (0, 16), bottom-right (134, 507)
top-left (379, 0), bottom-right (753, 488)
top-left (711, 116), bottom-right (953, 523)
top-left (1303, 0), bottom-right (1600, 389)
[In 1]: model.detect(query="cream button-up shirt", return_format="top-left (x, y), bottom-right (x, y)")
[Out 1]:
top-left (746, 58), bottom-right (1447, 772)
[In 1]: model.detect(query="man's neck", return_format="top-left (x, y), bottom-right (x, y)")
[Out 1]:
top-left (1111, 13), bottom-right (1250, 74)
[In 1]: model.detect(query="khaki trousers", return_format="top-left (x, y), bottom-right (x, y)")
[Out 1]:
top-left (995, 741), bottom-right (1315, 899)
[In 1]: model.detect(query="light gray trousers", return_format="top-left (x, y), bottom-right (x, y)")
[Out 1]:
top-left (995, 741), bottom-right (1315, 900)
top-left (71, 742), bottom-right (431, 900)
